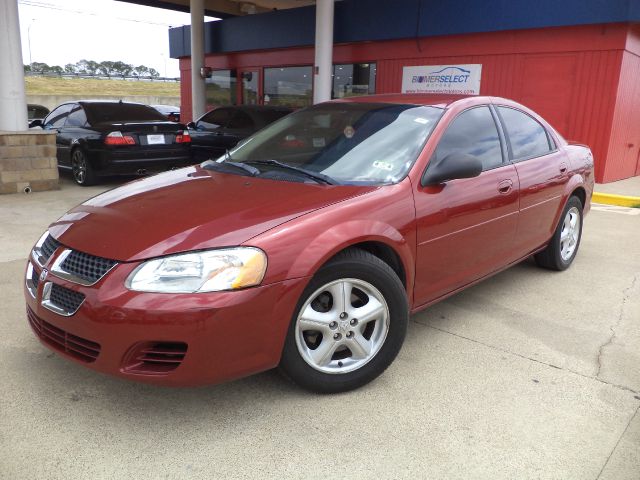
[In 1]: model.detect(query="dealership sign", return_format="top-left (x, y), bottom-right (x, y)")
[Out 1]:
top-left (401, 64), bottom-right (482, 95)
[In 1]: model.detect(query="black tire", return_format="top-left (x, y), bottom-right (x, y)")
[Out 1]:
top-left (535, 196), bottom-right (583, 271)
top-left (71, 148), bottom-right (97, 186)
top-left (279, 248), bottom-right (409, 393)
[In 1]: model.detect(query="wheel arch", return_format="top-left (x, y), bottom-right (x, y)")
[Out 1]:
top-left (328, 241), bottom-right (407, 289)
top-left (548, 176), bottom-right (588, 235)
top-left (279, 219), bottom-right (415, 305)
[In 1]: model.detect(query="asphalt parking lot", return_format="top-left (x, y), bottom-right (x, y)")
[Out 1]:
top-left (1, 177), bottom-right (639, 480)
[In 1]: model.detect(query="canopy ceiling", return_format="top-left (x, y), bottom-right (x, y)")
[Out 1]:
top-left (115, 0), bottom-right (316, 18)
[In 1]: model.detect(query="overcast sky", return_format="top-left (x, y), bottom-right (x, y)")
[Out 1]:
top-left (18, 0), bottom-right (218, 77)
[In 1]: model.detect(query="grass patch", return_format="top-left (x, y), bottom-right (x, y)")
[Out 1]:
top-left (25, 76), bottom-right (180, 97)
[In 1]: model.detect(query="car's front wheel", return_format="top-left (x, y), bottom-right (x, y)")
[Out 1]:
top-left (279, 249), bottom-right (408, 393)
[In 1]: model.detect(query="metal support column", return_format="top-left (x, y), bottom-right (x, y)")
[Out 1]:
top-left (0, 0), bottom-right (28, 131)
top-left (190, 0), bottom-right (206, 121)
top-left (313, 0), bottom-right (334, 104)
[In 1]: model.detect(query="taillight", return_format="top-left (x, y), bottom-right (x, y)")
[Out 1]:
top-left (104, 131), bottom-right (136, 146)
top-left (175, 130), bottom-right (191, 144)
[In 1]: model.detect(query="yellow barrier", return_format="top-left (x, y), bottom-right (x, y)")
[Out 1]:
top-left (592, 192), bottom-right (640, 208)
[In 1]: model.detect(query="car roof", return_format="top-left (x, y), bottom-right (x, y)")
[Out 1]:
top-left (214, 105), bottom-right (293, 112)
top-left (333, 93), bottom-right (480, 108)
top-left (77, 100), bottom-right (147, 106)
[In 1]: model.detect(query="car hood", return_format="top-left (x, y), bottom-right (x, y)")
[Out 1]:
top-left (49, 166), bottom-right (374, 262)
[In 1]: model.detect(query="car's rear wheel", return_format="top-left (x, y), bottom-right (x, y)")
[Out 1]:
top-left (71, 148), bottom-right (96, 186)
top-left (279, 249), bottom-right (408, 393)
top-left (535, 196), bottom-right (583, 270)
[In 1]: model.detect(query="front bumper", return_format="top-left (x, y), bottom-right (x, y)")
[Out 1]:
top-left (24, 251), bottom-right (309, 387)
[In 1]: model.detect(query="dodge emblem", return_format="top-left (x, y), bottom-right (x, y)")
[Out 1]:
top-left (39, 268), bottom-right (48, 282)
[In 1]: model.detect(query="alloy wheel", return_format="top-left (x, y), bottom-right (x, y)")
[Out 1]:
top-left (294, 278), bottom-right (390, 374)
top-left (72, 151), bottom-right (87, 184)
top-left (560, 206), bottom-right (581, 261)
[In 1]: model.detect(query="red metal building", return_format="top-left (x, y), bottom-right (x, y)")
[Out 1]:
top-left (170, 0), bottom-right (640, 183)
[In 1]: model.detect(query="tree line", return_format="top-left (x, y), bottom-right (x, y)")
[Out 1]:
top-left (24, 59), bottom-right (160, 77)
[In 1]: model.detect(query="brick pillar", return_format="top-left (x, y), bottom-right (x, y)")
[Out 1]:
top-left (0, 131), bottom-right (59, 194)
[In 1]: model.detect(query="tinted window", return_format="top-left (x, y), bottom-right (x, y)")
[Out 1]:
top-left (498, 107), bottom-right (552, 160)
top-left (28, 105), bottom-right (49, 120)
top-left (227, 111), bottom-right (255, 130)
top-left (198, 109), bottom-right (232, 130)
top-left (65, 105), bottom-right (88, 127)
top-left (45, 104), bottom-right (73, 128)
top-left (264, 66), bottom-right (313, 108)
top-left (435, 106), bottom-right (503, 171)
top-left (254, 109), bottom-right (292, 127)
top-left (84, 103), bottom-right (166, 123)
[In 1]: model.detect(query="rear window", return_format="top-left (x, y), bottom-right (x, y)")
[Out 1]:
top-left (28, 105), bottom-right (49, 120)
top-left (84, 103), bottom-right (167, 123)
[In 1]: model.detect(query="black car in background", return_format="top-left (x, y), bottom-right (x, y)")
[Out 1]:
top-left (27, 104), bottom-right (49, 128)
top-left (152, 104), bottom-right (181, 122)
top-left (188, 105), bottom-right (292, 161)
top-left (33, 101), bottom-right (192, 186)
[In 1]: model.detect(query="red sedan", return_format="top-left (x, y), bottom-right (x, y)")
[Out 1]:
top-left (24, 94), bottom-right (594, 393)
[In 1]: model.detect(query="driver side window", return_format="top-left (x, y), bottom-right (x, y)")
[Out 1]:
top-left (435, 106), bottom-right (503, 171)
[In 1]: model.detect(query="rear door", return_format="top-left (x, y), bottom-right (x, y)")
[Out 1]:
top-left (42, 104), bottom-right (73, 164)
top-left (413, 105), bottom-right (520, 306)
top-left (57, 104), bottom-right (89, 167)
top-left (190, 108), bottom-right (234, 161)
top-left (222, 110), bottom-right (256, 147)
top-left (495, 105), bottom-right (569, 254)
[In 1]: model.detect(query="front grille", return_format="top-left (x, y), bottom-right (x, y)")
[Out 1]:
top-left (123, 342), bottom-right (188, 374)
top-left (59, 250), bottom-right (118, 284)
top-left (40, 234), bottom-right (61, 262)
top-left (49, 284), bottom-right (85, 313)
top-left (27, 307), bottom-right (101, 363)
top-left (31, 265), bottom-right (40, 290)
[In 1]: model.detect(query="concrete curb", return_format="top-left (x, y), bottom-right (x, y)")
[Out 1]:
top-left (592, 192), bottom-right (640, 208)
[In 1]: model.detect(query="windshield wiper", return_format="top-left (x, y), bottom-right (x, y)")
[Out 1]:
top-left (246, 159), bottom-right (337, 185)
top-left (202, 157), bottom-right (260, 176)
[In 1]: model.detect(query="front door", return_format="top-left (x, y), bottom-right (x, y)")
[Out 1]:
top-left (241, 69), bottom-right (261, 105)
top-left (413, 106), bottom-right (520, 306)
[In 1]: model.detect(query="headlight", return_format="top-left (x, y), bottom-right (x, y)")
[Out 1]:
top-left (125, 247), bottom-right (267, 293)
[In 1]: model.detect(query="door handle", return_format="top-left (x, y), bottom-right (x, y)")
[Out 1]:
top-left (559, 162), bottom-right (568, 173)
top-left (498, 179), bottom-right (513, 194)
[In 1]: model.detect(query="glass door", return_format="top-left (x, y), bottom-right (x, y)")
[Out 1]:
top-left (241, 69), bottom-right (260, 105)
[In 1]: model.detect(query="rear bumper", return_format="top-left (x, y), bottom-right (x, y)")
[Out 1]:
top-left (89, 146), bottom-right (193, 175)
top-left (24, 257), bottom-right (309, 387)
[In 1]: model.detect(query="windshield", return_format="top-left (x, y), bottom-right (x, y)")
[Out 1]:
top-left (205, 102), bottom-right (442, 185)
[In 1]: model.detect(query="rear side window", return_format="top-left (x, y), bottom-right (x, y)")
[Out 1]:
top-left (256, 109), bottom-right (292, 127)
top-left (498, 107), bottom-right (552, 161)
top-left (227, 111), bottom-right (255, 130)
top-left (65, 105), bottom-right (88, 127)
top-left (84, 103), bottom-right (166, 123)
top-left (434, 106), bottom-right (503, 171)
top-left (199, 109), bottom-right (232, 130)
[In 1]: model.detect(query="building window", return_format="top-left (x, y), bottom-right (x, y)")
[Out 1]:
top-left (264, 66), bottom-right (313, 108)
top-left (206, 70), bottom-right (238, 107)
top-left (332, 63), bottom-right (376, 99)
